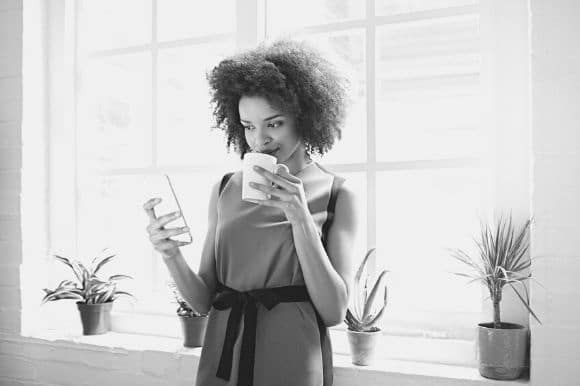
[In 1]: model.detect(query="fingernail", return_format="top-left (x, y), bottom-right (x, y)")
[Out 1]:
top-left (253, 166), bottom-right (259, 171)
top-left (174, 211), bottom-right (181, 217)
top-left (183, 226), bottom-right (189, 231)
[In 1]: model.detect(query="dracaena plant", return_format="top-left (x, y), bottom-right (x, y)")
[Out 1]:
top-left (344, 247), bottom-right (388, 332)
top-left (41, 248), bottom-right (136, 305)
top-left (448, 212), bottom-right (542, 328)
top-left (167, 280), bottom-right (206, 317)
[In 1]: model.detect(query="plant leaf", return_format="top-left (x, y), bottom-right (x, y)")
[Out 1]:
top-left (507, 281), bottom-right (542, 325)
top-left (353, 248), bottom-right (375, 320)
top-left (93, 254), bottom-right (116, 275)
top-left (108, 274), bottom-right (133, 281)
top-left (362, 270), bottom-right (387, 321)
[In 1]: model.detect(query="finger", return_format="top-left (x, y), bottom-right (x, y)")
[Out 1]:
top-left (143, 197), bottom-right (162, 221)
top-left (259, 166), bottom-right (296, 192)
top-left (252, 198), bottom-right (286, 209)
top-left (156, 240), bottom-right (190, 252)
top-left (160, 239), bottom-right (191, 248)
top-left (151, 226), bottom-right (190, 242)
top-left (277, 166), bottom-right (302, 184)
top-left (249, 182), bottom-right (292, 201)
top-left (153, 210), bottom-right (183, 230)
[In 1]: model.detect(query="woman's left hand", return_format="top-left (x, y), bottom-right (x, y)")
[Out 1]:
top-left (248, 165), bottom-right (311, 225)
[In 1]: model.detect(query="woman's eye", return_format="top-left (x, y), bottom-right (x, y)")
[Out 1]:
top-left (244, 125), bottom-right (254, 130)
top-left (268, 121), bottom-right (283, 128)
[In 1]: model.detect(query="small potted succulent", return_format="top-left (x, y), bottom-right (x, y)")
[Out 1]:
top-left (448, 212), bottom-right (542, 380)
top-left (41, 247), bottom-right (136, 335)
top-left (344, 247), bottom-right (388, 366)
top-left (167, 280), bottom-right (208, 348)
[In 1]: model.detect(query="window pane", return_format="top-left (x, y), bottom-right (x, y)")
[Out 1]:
top-left (77, 171), bottom-right (228, 311)
top-left (376, 0), bottom-right (477, 16)
top-left (76, 174), bottom-right (152, 312)
top-left (157, 41), bottom-right (240, 167)
top-left (375, 167), bottom-right (490, 337)
top-left (78, 0), bottom-right (152, 52)
top-left (157, 0), bottom-right (235, 41)
top-left (78, 53), bottom-right (152, 170)
top-left (266, 0), bottom-right (364, 36)
top-left (299, 32), bottom-right (366, 164)
top-left (376, 14), bottom-right (482, 161)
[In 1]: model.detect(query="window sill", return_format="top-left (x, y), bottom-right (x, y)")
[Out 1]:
top-left (18, 327), bottom-right (529, 386)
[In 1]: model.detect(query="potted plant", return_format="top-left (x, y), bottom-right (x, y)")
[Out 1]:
top-left (41, 248), bottom-right (136, 335)
top-left (167, 280), bottom-right (208, 348)
top-left (343, 247), bottom-right (388, 366)
top-left (448, 212), bottom-right (542, 380)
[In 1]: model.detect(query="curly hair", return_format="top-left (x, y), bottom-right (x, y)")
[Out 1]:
top-left (206, 38), bottom-right (351, 160)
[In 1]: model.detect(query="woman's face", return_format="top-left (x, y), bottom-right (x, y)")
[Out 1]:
top-left (239, 95), bottom-right (302, 162)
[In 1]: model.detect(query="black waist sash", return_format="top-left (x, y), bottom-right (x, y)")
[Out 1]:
top-left (211, 280), bottom-right (333, 386)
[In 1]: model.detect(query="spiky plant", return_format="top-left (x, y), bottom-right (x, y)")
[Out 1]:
top-left (448, 212), bottom-right (542, 328)
top-left (344, 247), bottom-right (388, 332)
top-left (166, 280), bottom-right (206, 317)
top-left (41, 248), bottom-right (136, 305)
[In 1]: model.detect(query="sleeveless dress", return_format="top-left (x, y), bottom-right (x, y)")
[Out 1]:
top-left (195, 161), bottom-right (346, 386)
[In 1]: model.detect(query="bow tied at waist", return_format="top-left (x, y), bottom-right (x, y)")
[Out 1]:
top-left (211, 281), bottom-right (316, 386)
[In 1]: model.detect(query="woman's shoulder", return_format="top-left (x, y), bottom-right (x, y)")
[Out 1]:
top-left (218, 170), bottom-right (241, 197)
top-left (312, 162), bottom-right (346, 182)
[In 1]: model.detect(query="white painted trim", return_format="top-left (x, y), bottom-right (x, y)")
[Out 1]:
top-left (11, 330), bottom-right (528, 385)
top-left (33, 0), bottom-right (536, 370)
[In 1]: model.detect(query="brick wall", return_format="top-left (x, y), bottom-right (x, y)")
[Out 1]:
top-left (1, 0), bottom-right (580, 385)
top-left (529, 1), bottom-right (580, 385)
top-left (0, 0), bottom-right (24, 338)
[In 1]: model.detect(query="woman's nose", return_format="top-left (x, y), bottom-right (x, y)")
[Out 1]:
top-left (255, 127), bottom-right (272, 146)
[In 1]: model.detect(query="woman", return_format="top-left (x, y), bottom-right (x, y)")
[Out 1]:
top-left (144, 39), bottom-right (358, 386)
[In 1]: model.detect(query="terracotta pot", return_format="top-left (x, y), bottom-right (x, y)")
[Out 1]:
top-left (76, 301), bottom-right (113, 335)
top-left (477, 322), bottom-right (529, 380)
top-left (179, 314), bottom-right (208, 348)
top-left (347, 329), bottom-right (381, 366)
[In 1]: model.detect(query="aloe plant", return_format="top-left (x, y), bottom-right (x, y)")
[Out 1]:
top-left (41, 247), bottom-right (137, 305)
top-left (448, 212), bottom-right (542, 329)
top-left (167, 280), bottom-right (206, 317)
top-left (344, 247), bottom-right (388, 332)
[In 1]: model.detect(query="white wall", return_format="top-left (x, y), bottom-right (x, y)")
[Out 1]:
top-left (529, 1), bottom-right (580, 385)
top-left (1, 0), bottom-right (580, 385)
top-left (0, 0), bottom-right (24, 339)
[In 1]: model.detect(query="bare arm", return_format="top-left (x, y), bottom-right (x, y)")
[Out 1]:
top-left (291, 180), bottom-right (358, 326)
top-left (162, 179), bottom-right (220, 315)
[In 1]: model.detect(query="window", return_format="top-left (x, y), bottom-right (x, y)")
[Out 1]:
top-left (41, 0), bottom-right (492, 366)
top-left (264, 0), bottom-right (487, 344)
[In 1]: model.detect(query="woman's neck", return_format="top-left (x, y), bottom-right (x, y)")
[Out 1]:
top-left (281, 144), bottom-right (312, 175)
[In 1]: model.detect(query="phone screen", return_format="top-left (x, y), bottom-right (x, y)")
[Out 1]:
top-left (161, 174), bottom-right (192, 244)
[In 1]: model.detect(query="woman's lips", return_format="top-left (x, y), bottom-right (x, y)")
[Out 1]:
top-left (263, 147), bottom-right (279, 156)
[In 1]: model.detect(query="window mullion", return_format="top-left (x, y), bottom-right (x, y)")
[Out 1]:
top-left (151, 0), bottom-right (159, 294)
top-left (236, 0), bottom-right (263, 49)
top-left (366, 0), bottom-right (377, 275)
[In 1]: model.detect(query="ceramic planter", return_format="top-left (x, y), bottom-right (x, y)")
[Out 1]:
top-left (179, 314), bottom-right (209, 348)
top-left (347, 329), bottom-right (381, 365)
top-left (477, 322), bottom-right (529, 380)
top-left (76, 300), bottom-right (113, 335)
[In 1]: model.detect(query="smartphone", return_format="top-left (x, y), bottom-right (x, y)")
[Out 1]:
top-left (163, 174), bottom-right (193, 244)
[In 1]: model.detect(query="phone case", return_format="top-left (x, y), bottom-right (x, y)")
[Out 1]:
top-left (154, 174), bottom-right (192, 244)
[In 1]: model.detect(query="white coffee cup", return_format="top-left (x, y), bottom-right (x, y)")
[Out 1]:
top-left (242, 152), bottom-right (290, 203)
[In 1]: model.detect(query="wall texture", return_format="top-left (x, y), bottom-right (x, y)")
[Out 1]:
top-left (1, 0), bottom-right (580, 385)
top-left (529, 1), bottom-right (580, 385)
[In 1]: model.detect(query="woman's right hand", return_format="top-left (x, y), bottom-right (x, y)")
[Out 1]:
top-left (143, 197), bottom-right (191, 259)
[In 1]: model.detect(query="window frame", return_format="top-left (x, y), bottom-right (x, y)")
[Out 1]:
top-left (37, 0), bottom-right (532, 367)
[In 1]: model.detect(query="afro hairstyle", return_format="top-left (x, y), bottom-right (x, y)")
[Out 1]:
top-left (206, 38), bottom-right (351, 160)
